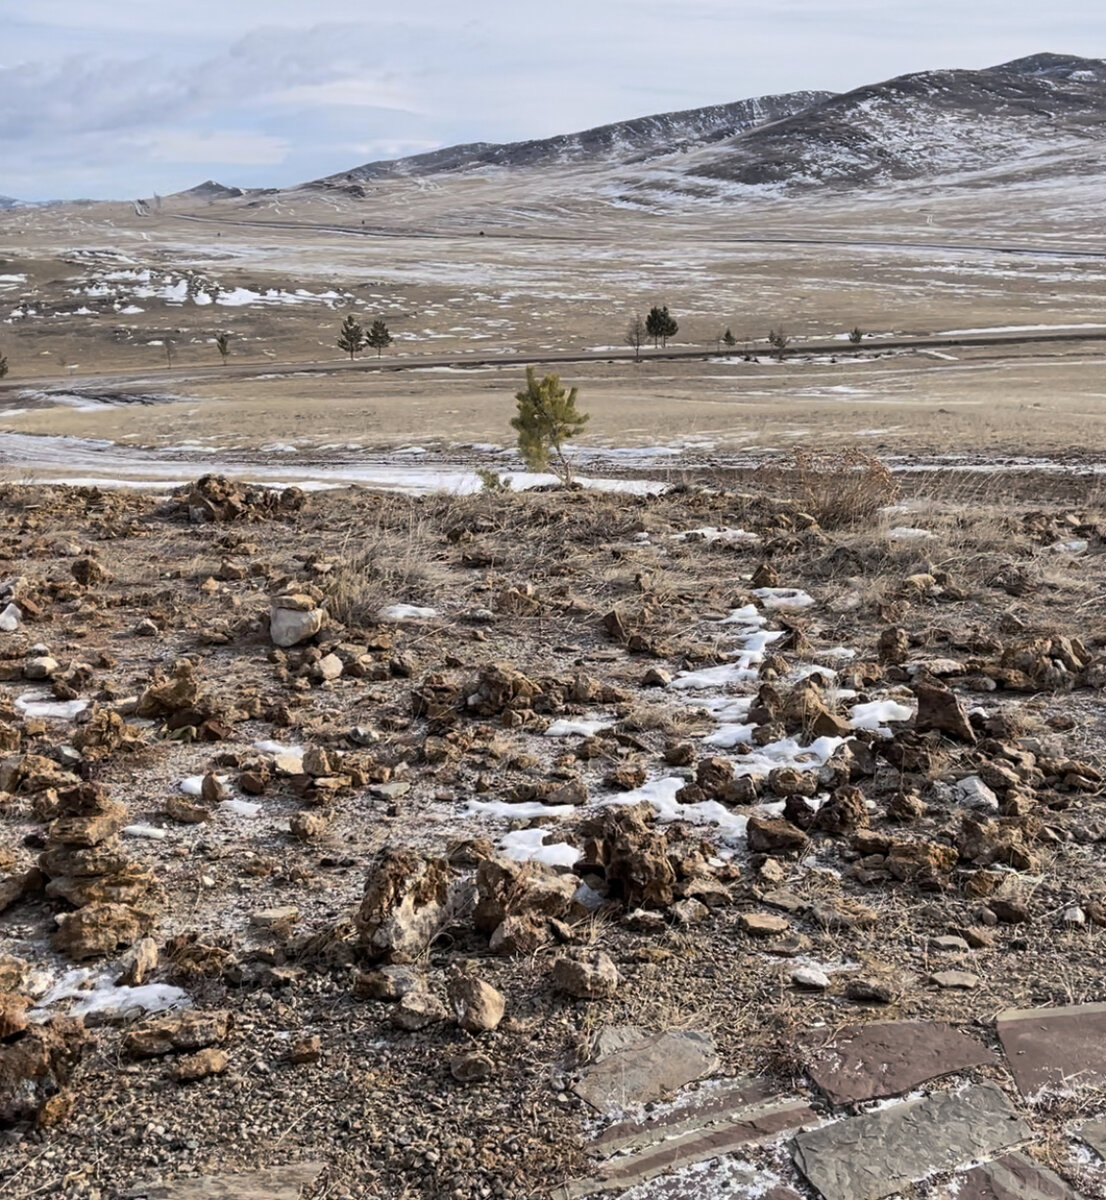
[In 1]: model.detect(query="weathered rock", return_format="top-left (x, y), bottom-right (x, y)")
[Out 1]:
top-left (572, 1030), bottom-right (719, 1115)
top-left (739, 912), bottom-right (790, 938)
top-left (552, 950), bottom-right (620, 999)
top-left (53, 903), bottom-right (153, 961)
top-left (877, 627), bottom-right (909, 665)
top-left (124, 1163), bottom-right (325, 1200)
top-left (997, 1001), bottom-right (1106, 1097)
top-left (576, 806), bottom-right (676, 909)
top-left (957, 815), bottom-right (1038, 872)
top-left (173, 1048), bottom-right (228, 1082)
top-left (930, 970), bottom-right (981, 990)
top-left (792, 966), bottom-right (830, 991)
top-left (0, 992), bottom-right (31, 1038)
top-left (447, 969), bottom-right (506, 1032)
top-left (813, 785), bottom-right (868, 834)
top-left (913, 681), bottom-right (975, 743)
top-left (0, 1016), bottom-right (86, 1123)
top-left (124, 1010), bottom-right (229, 1057)
top-left (269, 598), bottom-right (325, 648)
top-left (289, 810), bottom-right (329, 841)
top-left (357, 849), bottom-right (458, 962)
top-left (746, 817), bottom-right (808, 856)
top-left (390, 990), bottom-right (447, 1030)
top-left (474, 856), bottom-right (576, 937)
top-left (450, 1051), bottom-right (495, 1083)
top-left (354, 965), bottom-right (424, 1001)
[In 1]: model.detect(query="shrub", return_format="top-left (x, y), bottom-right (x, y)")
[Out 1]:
top-left (757, 449), bottom-right (898, 529)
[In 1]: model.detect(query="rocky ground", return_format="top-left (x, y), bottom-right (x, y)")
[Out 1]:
top-left (1, 461), bottom-right (1105, 1199)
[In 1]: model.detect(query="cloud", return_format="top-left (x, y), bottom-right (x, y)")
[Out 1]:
top-left (139, 131), bottom-right (291, 165)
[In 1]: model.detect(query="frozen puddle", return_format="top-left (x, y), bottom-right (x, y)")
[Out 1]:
top-left (15, 692), bottom-right (89, 721)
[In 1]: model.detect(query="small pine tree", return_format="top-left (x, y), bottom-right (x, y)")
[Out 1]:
top-left (646, 305), bottom-right (678, 348)
top-left (511, 367), bottom-right (590, 486)
top-left (722, 328), bottom-right (737, 348)
top-left (215, 332), bottom-right (230, 365)
top-left (626, 315), bottom-right (646, 361)
top-left (366, 319), bottom-right (393, 357)
top-left (337, 313), bottom-right (366, 360)
top-left (0, 353), bottom-right (7, 380)
top-left (848, 326), bottom-right (864, 345)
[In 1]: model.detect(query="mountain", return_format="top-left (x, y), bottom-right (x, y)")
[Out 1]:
top-left (314, 52), bottom-right (1106, 196)
top-left (318, 90), bottom-right (834, 182)
top-left (179, 180), bottom-right (245, 200)
top-left (0, 196), bottom-right (19, 209)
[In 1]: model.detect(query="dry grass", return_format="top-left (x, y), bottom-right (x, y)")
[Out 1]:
top-left (755, 449), bottom-right (898, 530)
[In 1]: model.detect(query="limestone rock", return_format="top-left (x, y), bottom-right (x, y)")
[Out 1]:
top-left (553, 950), bottom-right (620, 999)
top-left (357, 849), bottom-right (458, 961)
top-left (447, 969), bottom-right (506, 1032)
top-left (269, 598), bottom-right (325, 648)
top-left (53, 903), bottom-right (153, 961)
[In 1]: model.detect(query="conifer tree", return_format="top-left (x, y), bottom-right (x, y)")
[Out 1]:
top-left (511, 367), bottom-right (590, 486)
top-left (645, 305), bottom-right (678, 348)
top-left (0, 353), bottom-right (7, 379)
top-left (215, 332), bottom-right (231, 365)
top-left (337, 313), bottom-right (366, 360)
top-left (366, 319), bottom-right (393, 357)
top-left (722, 328), bottom-right (737, 348)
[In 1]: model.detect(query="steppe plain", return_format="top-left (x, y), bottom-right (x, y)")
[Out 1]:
top-left (0, 151), bottom-right (1106, 1200)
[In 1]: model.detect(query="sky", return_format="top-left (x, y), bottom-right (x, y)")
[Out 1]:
top-left (1, 0), bottom-right (1102, 200)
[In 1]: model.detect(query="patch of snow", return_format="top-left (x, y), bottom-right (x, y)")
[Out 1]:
top-left (500, 827), bottom-right (580, 868)
top-left (221, 798), bottom-right (263, 817)
top-left (15, 692), bottom-right (88, 721)
top-left (849, 699), bottom-right (915, 731)
top-left (753, 587), bottom-right (815, 611)
top-left (33, 969), bottom-right (189, 1021)
top-left (545, 717), bottom-right (611, 738)
top-left (378, 604), bottom-right (439, 621)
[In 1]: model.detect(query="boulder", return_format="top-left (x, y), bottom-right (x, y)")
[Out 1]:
top-left (270, 599), bottom-right (325, 648)
top-left (52, 903), bottom-right (153, 961)
top-left (356, 849), bottom-right (459, 961)
top-left (0, 1016), bottom-right (86, 1124)
top-left (447, 969), bottom-right (506, 1033)
top-left (552, 950), bottom-right (620, 999)
top-left (913, 682), bottom-right (976, 743)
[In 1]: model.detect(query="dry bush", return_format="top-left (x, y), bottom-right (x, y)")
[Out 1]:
top-left (757, 449), bottom-right (897, 529)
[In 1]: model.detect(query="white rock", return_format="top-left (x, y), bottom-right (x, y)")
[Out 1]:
top-left (0, 603), bottom-right (22, 632)
top-left (791, 966), bottom-right (831, 991)
top-left (270, 605), bottom-right (324, 648)
top-left (952, 776), bottom-right (999, 812)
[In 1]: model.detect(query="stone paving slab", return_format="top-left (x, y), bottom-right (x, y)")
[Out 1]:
top-left (572, 1030), bottom-right (719, 1115)
top-left (946, 1152), bottom-right (1083, 1199)
top-left (996, 1002), bottom-right (1106, 1097)
top-left (592, 1077), bottom-right (781, 1155)
top-left (557, 1098), bottom-right (814, 1198)
top-left (791, 1084), bottom-right (1031, 1200)
top-left (1077, 1119), bottom-right (1106, 1158)
top-left (803, 1020), bottom-right (997, 1105)
top-left (122, 1163), bottom-right (325, 1199)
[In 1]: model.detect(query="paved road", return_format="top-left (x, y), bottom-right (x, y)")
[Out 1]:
top-left (1, 327), bottom-right (1104, 400)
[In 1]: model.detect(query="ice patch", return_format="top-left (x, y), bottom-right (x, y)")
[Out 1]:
top-left (545, 717), bottom-right (611, 738)
top-left (378, 604), bottom-right (439, 621)
top-left (122, 824), bottom-right (167, 840)
top-left (672, 527), bottom-right (759, 545)
top-left (33, 969), bottom-right (189, 1021)
top-left (15, 692), bottom-right (89, 721)
top-left (221, 798), bottom-right (262, 817)
top-left (669, 662), bottom-right (759, 691)
top-left (467, 799), bottom-right (579, 820)
top-left (887, 527), bottom-right (933, 541)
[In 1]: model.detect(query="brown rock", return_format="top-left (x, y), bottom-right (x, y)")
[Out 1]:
top-left (0, 992), bottom-right (31, 1038)
top-left (391, 990), bottom-right (447, 1030)
top-left (124, 1010), bottom-right (229, 1058)
top-left (913, 681), bottom-right (976, 743)
top-left (739, 912), bottom-right (790, 938)
top-left (173, 1048), bottom-right (228, 1082)
top-left (52, 903), bottom-right (153, 961)
top-left (447, 969), bottom-right (506, 1032)
top-left (450, 1051), bottom-right (494, 1082)
top-left (290, 1036), bottom-right (321, 1064)
top-left (356, 848), bottom-right (459, 961)
top-left (552, 950), bottom-right (620, 999)
top-left (813, 785), bottom-right (868, 834)
top-left (473, 856), bottom-right (576, 935)
top-left (0, 1016), bottom-right (86, 1123)
top-left (746, 817), bottom-right (809, 856)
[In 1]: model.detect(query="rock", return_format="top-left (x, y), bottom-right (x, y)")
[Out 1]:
top-left (998, 1001), bottom-right (1106, 1097)
top-left (844, 979), bottom-right (894, 1004)
top-left (931, 970), bottom-right (981, 990)
top-left (0, 1016), bottom-right (86, 1123)
top-left (391, 990), bottom-right (447, 1030)
top-left (810, 899), bottom-right (877, 930)
top-left (813, 785), bottom-right (868, 834)
top-left (71, 557), bottom-right (108, 586)
top-left (989, 898), bottom-right (1032, 924)
top-left (488, 913), bottom-right (550, 956)
top-left (165, 796), bottom-right (211, 825)
top-left (0, 992), bottom-right (31, 1038)
top-left (572, 1030), bottom-right (719, 1115)
top-left (746, 817), bottom-right (809, 856)
top-left (117, 937), bottom-right (159, 987)
top-left (123, 1163), bottom-right (324, 1200)
top-left (932, 935), bottom-right (970, 952)
top-left (269, 599), bottom-right (325, 648)
top-left (474, 856), bottom-right (577, 939)
top-left (354, 965), bottom-right (424, 1001)
top-left (450, 1051), bottom-right (494, 1083)
top-left (792, 966), bottom-right (831, 991)
top-left (311, 653), bottom-right (344, 682)
top-left (913, 681), bottom-right (975, 743)
top-left (670, 898), bottom-right (709, 927)
top-left (624, 909), bottom-right (667, 934)
top-left (739, 912), bottom-right (790, 938)
top-left (290, 1035), bottom-right (321, 1064)
top-left (1062, 906), bottom-right (1086, 928)
top-left (250, 906), bottom-right (299, 929)
top-left (24, 655), bottom-right (59, 680)
top-left (576, 806), bottom-right (677, 909)
top-left (957, 815), bottom-right (1037, 872)
top-left (447, 969), bottom-right (506, 1032)
top-left (173, 1047), bottom-right (228, 1082)
top-left (0, 603), bottom-right (22, 632)
top-left (878, 627), bottom-right (909, 665)
top-left (53, 903), bottom-right (153, 961)
top-left (552, 949), bottom-right (620, 999)
top-left (134, 618), bottom-right (159, 637)
top-left (357, 848), bottom-right (459, 961)
top-left (952, 776), bottom-right (999, 812)
top-left (124, 1010), bottom-right (229, 1057)
top-left (289, 810), bottom-right (329, 841)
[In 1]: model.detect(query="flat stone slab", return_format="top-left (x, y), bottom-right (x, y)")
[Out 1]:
top-left (609, 1167), bottom-right (801, 1200)
top-left (559, 1098), bottom-right (814, 1198)
top-left (1077, 1119), bottom-right (1106, 1157)
top-left (572, 1031), bottom-right (719, 1115)
top-left (803, 1020), bottom-right (996, 1105)
top-left (122, 1163), bottom-right (325, 1199)
top-left (791, 1084), bottom-right (1031, 1200)
top-left (997, 1002), bottom-right (1106, 1097)
top-left (947, 1152), bottom-right (1081, 1199)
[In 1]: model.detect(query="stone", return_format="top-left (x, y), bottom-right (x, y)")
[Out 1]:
top-left (791, 967), bottom-right (830, 991)
top-left (576, 806), bottom-right (677, 908)
top-left (951, 1153), bottom-right (1082, 1200)
top-left (553, 950), bottom-right (620, 999)
top-left (624, 909), bottom-right (667, 934)
top-left (391, 990), bottom-right (447, 1030)
top-left (356, 848), bottom-right (459, 961)
top-left (312, 653), bottom-right (343, 682)
top-left (953, 776), bottom-right (1000, 812)
top-left (739, 912), bottom-right (790, 938)
top-left (803, 1020), bottom-right (996, 1106)
top-left (173, 1048), bottom-right (228, 1082)
top-left (572, 1030), bottom-right (719, 1115)
top-left (746, 817), bottom-right (808, 855)
top-left (791, 1084), bottom-right (1031, 1200)
top-left (269, 603), bottom-right (324, 648)
top-left (474, 855), bottom-right (577, 937)
top-left (913, 681), bottom-right (976, 743)
top-left (931, 935), bottom-right (970, 952)
top-left (125, 1011), bottom-right (229, 1057)
top-left (997, 1002), bottom-right (1106, 1097)
top-left (289, 810), bottom-right (329, 841)
top-left (931, 970), bottom-right (981, 990)
top-left (447, 969), bottom-right (505, 1032)
top-left (53, 903), bottom-right (152, 961)
top-left (0, 603), bottom-right (22, 632)
top-left (670, 898), bottom-right (709, 927)
top-left (844, 979), bottom-right (894, 1004)
top-left (0, 1016), bottom-right (86, 1123)
top-left (24, 655), bottom-right (59, 680)
top-left (120, 1163), bottom-right (325, 1200)
top-left (354, 965), bottom-right (424, 1001)
top-left (290, 1036), bottom-right (321, 1064)
top-left (1079, 1120), bottom-right (1106, 1157)
top-left (450, 1051), bottom-right (495, 1083)
top-left (810, 898), bottom-right (877, 930)
top-left (0, 992), bottom-right (31, 1038)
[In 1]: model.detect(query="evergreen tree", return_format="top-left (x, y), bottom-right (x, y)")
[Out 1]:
top-left (511, 367), bottom-right (590, 486)
top-left (337, 313), bottom-right (366, 360)
top-left (366, 319), bottom-right (393, 357)
top-left (626, 315), bottom-right (646, 361)
top-left (215, 332), bottom-right (231, 365)
top-left (722, 328), bottom-right (737, 348)
top-left (0, 353), bottom-right (7, 380)
top-left (164, 339), bottom-right (174, 369)
top-left (645, 305), bottom-right (678, 348)
top-left (848, 326), bottom-right (864, 345)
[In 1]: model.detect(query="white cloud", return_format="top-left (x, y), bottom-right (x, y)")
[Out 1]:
top-left (272, 78), bottom-right (418, 111)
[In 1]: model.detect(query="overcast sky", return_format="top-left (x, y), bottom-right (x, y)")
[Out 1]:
top-left (1, 0), bottom-right (1102, 199)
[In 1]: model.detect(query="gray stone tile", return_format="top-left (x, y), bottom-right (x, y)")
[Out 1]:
top-left (791, 1084), bottom-right (1031, 1200)
top-left (997, 1002), bottom-right (1106, 1097)
top-left (948, 1152), bottom-right (1082, 1199)
top-left (572, 1030), bottom-right (719, 1115)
